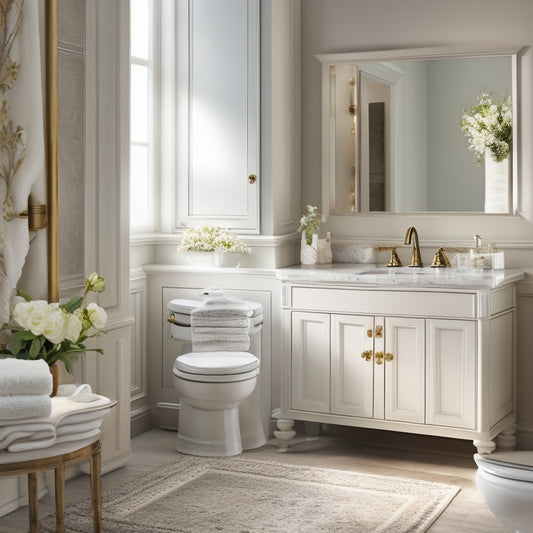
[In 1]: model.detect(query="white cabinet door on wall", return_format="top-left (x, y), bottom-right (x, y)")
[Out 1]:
top-left (176, 0), bottom-right (260, 232)
top-left (291, 312), bottom-right (330, 413)
top-left (426, 319), bottom-right (477, 429)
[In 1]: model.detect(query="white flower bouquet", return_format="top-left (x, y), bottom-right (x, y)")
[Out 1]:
top-left (298, 205), bottom-right (325, 246)
top-left (0, 273), bottom-right (107, 374)
top-left (178, 225), bottom-right (251, 255)
top-left (460, 93), bottom-right (512, 163)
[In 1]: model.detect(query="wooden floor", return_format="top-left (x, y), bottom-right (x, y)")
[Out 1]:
top-left (0, 426), bottom-right (511, 532)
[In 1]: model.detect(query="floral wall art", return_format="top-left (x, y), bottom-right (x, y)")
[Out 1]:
top-left (0, 0), bottom-right (46, 325)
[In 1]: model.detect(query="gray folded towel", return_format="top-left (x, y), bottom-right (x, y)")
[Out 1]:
top-left (191, 305), bottom-right (251, 352)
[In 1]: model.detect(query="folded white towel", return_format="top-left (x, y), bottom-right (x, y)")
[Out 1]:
top-left (193, 339), bottom-right (250, 352)
top-left (191, 316), bottom-right (250, 328)
top-left (202, 296), bottom-right (246, 307)
top-left (56, 383), bottom-right (101, 402)
top-left (57, 406), bottom-right (113, 427)
top-left (0, 358), bottom-right (52, 396)
top-left (0, 394), bottom-right (52, 420)
top-left (56, 415), bottom-right (109, 436)
top-left (53, 427), bottom-right (101, 447)
top-left (192, 326), bottom-right (250, 335)
top-left (0, 422), bottom-right (56, 450)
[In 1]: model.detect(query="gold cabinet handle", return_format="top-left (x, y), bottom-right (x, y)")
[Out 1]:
top-left (248, 173), bottom-right (257, 184)
top-left (375, 351), bottom-right (384, 365)
top-left (361, 350), bottom-right (373, 362)
top-left (366, 329), bottom-right (373, 338)
top-left (385, 352), bottom-right (394, 362)
top-left (374, 325), bottom-right (383, 338)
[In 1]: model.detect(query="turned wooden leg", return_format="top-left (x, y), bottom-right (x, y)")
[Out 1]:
top-left (27, 472), bottom-right (39, 533)
top-left (90, 448), bottom-right (102, 533)
top-left (55, 465), bottom-right (65, 533)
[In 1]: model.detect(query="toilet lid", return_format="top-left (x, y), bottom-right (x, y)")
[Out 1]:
top-left (175, 351), bottom-right (259, 375)
top-left (475, 451), bottom-right (533, 482)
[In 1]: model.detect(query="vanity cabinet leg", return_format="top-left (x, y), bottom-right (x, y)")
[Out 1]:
top-left (473, 439), bottom-right (497, 454)
top-left (496, 423), bottom-right (517, 451)
top-left (273, 419), bottom-right (296, 452)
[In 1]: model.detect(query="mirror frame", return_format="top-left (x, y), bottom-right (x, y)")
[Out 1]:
top-left (45, 0), bottom-right (59, 302)
top-left (316, 46), bottom-right (520, 216)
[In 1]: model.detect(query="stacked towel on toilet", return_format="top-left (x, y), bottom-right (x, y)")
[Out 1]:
top-left (191, 296), bottom-right (251, 352)
top-left (0, 359), bottom-right (113, 452)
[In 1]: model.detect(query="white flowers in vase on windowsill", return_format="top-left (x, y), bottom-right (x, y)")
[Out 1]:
top-left (297, 205), bottom-right (331, 265)
top-left (178, 225), bottom-right (251, 267)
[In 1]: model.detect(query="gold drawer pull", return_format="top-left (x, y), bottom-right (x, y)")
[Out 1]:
top-left (374, 325), bottom-right (383, 338)
top-left (361, 350), bottom-right (373, 362)
top-left (385, 352), bottom-right (394, 362)
top-left (366, 329), bottom-right (373, 338)
top-left (375, 351), bottom-right (384, 365)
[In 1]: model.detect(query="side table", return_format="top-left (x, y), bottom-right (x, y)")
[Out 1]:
top-left (0, 437), bottom-right (102, 533)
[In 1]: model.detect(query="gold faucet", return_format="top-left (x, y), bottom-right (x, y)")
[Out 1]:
top-left (404, 226), bottom-right (423, 267)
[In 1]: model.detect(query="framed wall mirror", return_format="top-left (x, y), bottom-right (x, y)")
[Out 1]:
top-left (317, 47), bottom-right (519, 215)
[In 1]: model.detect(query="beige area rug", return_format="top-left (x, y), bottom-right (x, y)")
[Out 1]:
top-left (40, 456), bottom-right (460, 532)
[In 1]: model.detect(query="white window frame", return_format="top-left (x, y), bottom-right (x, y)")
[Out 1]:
top-left (129, 0), bottom-right (159, 234)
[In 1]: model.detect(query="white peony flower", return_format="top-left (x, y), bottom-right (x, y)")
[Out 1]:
top-left (64, 312), bottom-right (83, 343)
top-left (13, 300), bottom-right (49, 334)
top-left (87, 303), bottom-right (107, 329)
top-left (40, 305), bottom-right (67, 344)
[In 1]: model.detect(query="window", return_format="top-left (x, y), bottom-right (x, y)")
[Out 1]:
top-left (130, 0), bottom-right (155, 232)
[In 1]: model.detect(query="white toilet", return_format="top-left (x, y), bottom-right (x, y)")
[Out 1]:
top-left (168, 297), bottom-right (266, 457)
top-left (474, 451), bottom-right (533, 533)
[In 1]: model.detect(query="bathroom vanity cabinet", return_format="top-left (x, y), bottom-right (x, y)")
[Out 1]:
top-left (278, 267), bottom-right (523, 453)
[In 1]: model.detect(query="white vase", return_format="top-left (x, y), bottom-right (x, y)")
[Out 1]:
top-left (214, 251), bottom-right (243, 267)
top-left (484, 153), bottom-right (511, 213)
top-left (187, 251), bottom-right (215, 266)
top-left (301, 233), bottom-right (319, 265)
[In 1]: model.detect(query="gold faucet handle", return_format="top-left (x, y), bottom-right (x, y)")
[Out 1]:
top-left (431, 247), bottom-right (470, 268)
top-left (431, 248), bottom-right (450, 268)
top-left (375, 246), bottom-right (402, 267)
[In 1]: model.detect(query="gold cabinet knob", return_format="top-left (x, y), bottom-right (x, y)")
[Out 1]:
top-left (361, 350), bottom-right (373, 362)
top-left (366, 329), bottom-right (373, 338)
top-left (374, 325), bottom-right (383, 338)
top-left (375, 351), bottom-right (384, 365)
top-left (385, 352), bottom-right (394, 362)
top-left (248, 173), bottom-right (257, 184)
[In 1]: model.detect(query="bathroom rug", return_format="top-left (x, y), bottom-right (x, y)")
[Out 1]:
top-left (40, 455), bottom-right (460, 532)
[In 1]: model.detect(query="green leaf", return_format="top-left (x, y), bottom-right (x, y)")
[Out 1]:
top-left (15, 288), bottom-right (32, 302)
top-left (29, 337), bottom-right (44, 358)
top-left (61, 296), bottom-right (82, 313)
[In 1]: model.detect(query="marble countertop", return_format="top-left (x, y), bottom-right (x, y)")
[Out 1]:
top-left (276, 264), bottom-right (525, 289)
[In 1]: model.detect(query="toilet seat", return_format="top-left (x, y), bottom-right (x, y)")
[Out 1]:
top-left (173, 352), bottom-right (260, 383)
top-left (475, 451), bottom-right (533, 483)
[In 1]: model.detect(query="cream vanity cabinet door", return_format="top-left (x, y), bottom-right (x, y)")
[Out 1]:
top-left (331, 314), bottom-right (375, 417)
top-left (383, 317), bottom-right (426, 424)
top-left (291, 312), bottom-right (330, 413)
top-left (426, 319), bottom-right (477, 429)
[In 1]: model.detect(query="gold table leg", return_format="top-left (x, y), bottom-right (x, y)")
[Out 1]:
top-left (27, 472), bottom-right (39, 533)
top-left (55, 465), bottom-right (65, 532)
top-left (90, 448), bottom-right (102, 533)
